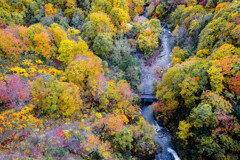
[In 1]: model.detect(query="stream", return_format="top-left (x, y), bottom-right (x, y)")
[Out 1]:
top-left (138, 4), bottom-right (181, 159)
top-left (140, 27), bottom-right (180, 160)
top-left (139, 0), bottom-right (180, 160)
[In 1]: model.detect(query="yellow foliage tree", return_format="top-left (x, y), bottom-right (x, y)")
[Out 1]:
top-left (215, 2), bottom-right (228, 14)
top-left (82, 11), bottom-right (116, 44)
top-left (91, 0), bottom-right (129, 14)
top-left (91, 0), bottom-right (112, 13)
top-left (45, 3), bottom-right (57, 16)
top-left (137, 27), bottom-right (159, 58)
top-left (110, 7), bottom-right (130, 30)
top-left (0, 26), bottom-right (30, 58)
top-left (207, 65), bottom-right (224, 94)
top-left (31, 77), bottom-right (83, 118)
top-left (105, 80), bottom-right (133, 112)
top-left (171, 46), bottom-right (190, 64)
top-left (177, 120), bottom-right (193, 147)
top-left (89, 11), bottom-right (116, 33)
top-left (196, 49), bottom-right (211, 58)
top-left (184, 0), bottom-right (197, 6)
top-left (128, 0), bottom-right (145, 18)
top-left (65, 54), bottom-right (103, 90)
top-left (50, 23), bottom-right (68, 47)
top-left (57, 39), bottom-right (89, 64)
top-left (64, 0), bottom-right (77, 18)
top-left (212, 43), bottom-right (239, 60)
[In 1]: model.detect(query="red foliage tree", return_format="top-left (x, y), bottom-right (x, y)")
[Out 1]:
top-left (213, 111), bottom-right (238, 135)
top-left (0, 75), bottom-right (31, 110)
top-left (230, 75), bottom-right (240, 95)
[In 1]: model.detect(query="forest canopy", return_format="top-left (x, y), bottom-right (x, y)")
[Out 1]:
top-left (0, 0), bottom-right (240, 159)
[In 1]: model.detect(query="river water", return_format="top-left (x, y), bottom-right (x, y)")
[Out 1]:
top-left (138, 1), bottom-right (181, 159)
top-left (139, 20), bottom-right (181, 160)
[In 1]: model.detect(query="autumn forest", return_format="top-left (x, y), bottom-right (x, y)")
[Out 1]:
top-left (0, 0), bottom-right (240, 159)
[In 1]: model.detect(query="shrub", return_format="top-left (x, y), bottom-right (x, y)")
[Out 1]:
top-left (0, 105), bottom-right (42, 144)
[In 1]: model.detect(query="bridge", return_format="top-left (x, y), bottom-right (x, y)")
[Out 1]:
top-left (140, 94), bottom-right (157, 103)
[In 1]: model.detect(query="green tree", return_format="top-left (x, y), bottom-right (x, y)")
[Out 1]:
top-left (110, 39), bottom-right (140, 88)
top-left (93, 33), bottom-right (113, 56)
top-left (170, 5), bottom-right (185, 29)
top-left (190, 104), bottom-right (212, 128)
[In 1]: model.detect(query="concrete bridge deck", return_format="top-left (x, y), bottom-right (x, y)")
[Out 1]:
top-left (140, 94), bottom-right (157, 103)
top-left (140, 94), bottom-right (157, 100)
